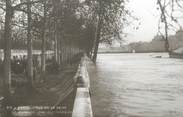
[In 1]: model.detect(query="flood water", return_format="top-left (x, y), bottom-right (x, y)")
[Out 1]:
top-left (88, 53), bottom-right (183, 117)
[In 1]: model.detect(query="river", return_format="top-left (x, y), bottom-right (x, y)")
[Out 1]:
top-left (88, 53), bottom-right (183, 117)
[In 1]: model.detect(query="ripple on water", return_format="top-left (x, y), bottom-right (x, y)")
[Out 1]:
top-left (89, 53), bottom-right (183, 117)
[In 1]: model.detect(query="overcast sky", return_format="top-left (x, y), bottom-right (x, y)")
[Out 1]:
top-left (125, 0), bottom-right (160, 43)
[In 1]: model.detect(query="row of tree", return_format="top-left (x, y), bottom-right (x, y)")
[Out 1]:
top-left (0, 0), bottom-right (129, 112)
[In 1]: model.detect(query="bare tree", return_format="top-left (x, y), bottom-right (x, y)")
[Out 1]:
top-left (157, 0), bottom-right (183, 53)
top-left (157, 0), bottom-right (170, 53)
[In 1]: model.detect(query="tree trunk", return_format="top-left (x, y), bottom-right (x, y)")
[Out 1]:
top-left (3, 0), bottom-right (13, 95)
top-left (27, 0), bottom-right (33, 87)
top-left (92, 16), bottom-right (102, 62)
top-left (54, 32), bottom-right (58, 62)
top-left (92, 1), bottom-right (103, 62)
top-left (53, 0), bottom-right (58, 63)
top-left (164, 19), bottom-right (170, 53)
top-left (2, 1), bottom-right (13, 116)
top-left (41, 2), bottom-right (46, 81)
top-left (57, 33), bottom-right (61, 65)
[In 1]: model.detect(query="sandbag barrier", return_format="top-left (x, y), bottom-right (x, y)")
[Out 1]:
top-left (72, 55), bottom-right (93, 117)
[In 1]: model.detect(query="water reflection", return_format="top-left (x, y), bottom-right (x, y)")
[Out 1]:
top-left (89, 53), bottom-right (183, 117)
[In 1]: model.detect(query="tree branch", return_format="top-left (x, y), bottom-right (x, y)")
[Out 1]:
top-left (0, 20), bottom-right (27, 29)
top-left (13, 0), bottom-right (44, 11)
top-left (15, 7), bottom-right (42, 18)
top-left (0, 2), bottom-right (5, 11)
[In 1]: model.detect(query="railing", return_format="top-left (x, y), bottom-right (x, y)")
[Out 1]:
top-left (72, 56), bottom-right (93, 117)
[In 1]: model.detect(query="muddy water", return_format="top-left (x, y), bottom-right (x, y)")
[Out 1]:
top-left (88, 53), bottom-right (183, 117)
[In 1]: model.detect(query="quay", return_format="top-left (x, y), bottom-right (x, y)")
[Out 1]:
top-left (72, 55), bottom-right (93, 117)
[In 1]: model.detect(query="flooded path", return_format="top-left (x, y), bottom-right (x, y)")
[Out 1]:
top-left (88, 53), bottom-right (183, 117)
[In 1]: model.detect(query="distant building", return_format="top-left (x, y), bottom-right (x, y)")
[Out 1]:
top-left (127, 29), bottom-right (183, 53)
